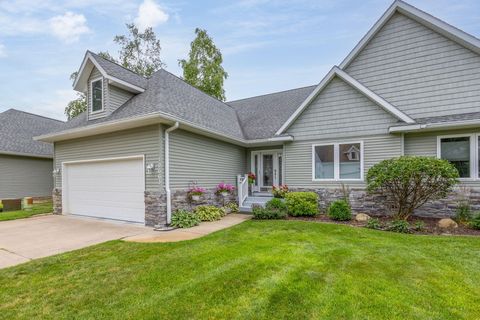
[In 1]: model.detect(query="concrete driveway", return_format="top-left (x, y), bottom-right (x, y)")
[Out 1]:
top-left (0, 215), bottom-right (151, 269)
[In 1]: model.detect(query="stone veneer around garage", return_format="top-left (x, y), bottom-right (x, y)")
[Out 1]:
top-left (290, 187), bottom-right (480, 218)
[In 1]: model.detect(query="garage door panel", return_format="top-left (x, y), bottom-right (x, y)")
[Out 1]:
top-left (64, 157), bottom-right (145, 223)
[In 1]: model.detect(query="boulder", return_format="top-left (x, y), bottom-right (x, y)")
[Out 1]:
top-left (438, 218), bottom-right (458, 229)
top-left (355, 213), bottom-right (371, 222)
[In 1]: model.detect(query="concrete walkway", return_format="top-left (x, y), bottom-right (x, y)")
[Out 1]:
top-left (124, 214), bottom-right (252, 243)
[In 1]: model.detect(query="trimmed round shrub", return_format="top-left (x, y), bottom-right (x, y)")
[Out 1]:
top-left (194, 205), bottom-right (225, 221)
top-left (265, 198), bottom-right (287, 212)
top-left (285, 192), bottom-right (318, 217)
top-left (327, 200), bottom-right (352, 221)
top-left (171, 209), bottom-right (200, 228)
top-left (252, 205), bottom-right (287, 220)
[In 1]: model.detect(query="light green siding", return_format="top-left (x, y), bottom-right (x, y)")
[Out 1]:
top-left (108, 84), bottom-right (134, 112)
top-left (0, 154), bottom-right (53, 199)
top-left (405, 129), bottom-right (480, 188)
top-left (169, 129), bottom-right (246, 190)
top-left (285, 134), bottom-right (402, 188)
top-left (54, 125), bottom-right (162, 191)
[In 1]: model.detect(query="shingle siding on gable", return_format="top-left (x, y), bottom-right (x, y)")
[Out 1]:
top-left (345, 12), bottom-right (480, 119)
top-left (286, 77), bottom-right (398, 141)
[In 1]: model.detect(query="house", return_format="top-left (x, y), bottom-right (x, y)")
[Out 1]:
top-left (0, 109), bottom-right (63, 200)
top-left (36, 0), bottom-right (480, 226)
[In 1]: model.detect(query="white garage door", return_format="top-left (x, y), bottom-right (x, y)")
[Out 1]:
top-left (63, 157), bottom-right (145, 224)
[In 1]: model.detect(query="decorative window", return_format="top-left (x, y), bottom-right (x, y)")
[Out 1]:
top-left (90, 78), bottom-right (103, 113)
top-left (313, 142), bottom-right (363, 181)
top-left (438, 134), bottom-right (474, 179)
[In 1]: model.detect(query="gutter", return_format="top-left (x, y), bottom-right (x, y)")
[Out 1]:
top-left (164, 122), bottom-right (179, 226)
top-left (389, 119), bottom-right (480, 133)
top-left (0, 150), bottom-right (53, 159)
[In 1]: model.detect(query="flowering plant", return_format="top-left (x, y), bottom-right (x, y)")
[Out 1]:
top-left (216, 182), bottom-right (235, 195)
top-left (188, 186), bottom-right (206, 196)
top-left (272, 185), bottom-right (289, 198)
top-left (247, 172), bottom-right (256, 184)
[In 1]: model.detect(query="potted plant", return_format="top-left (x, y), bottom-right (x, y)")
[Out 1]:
top-left (272, 185), bottom-right (289, 198)
top-left (247, 172), bottom-right (256, 195)
top-left (216, 182), bottom-right (235, 197)
top-left (188, 186), bottom-right (206, 202)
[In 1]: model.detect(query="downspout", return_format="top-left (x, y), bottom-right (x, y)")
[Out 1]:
top-left (165, 122), bottom-right (179, 225)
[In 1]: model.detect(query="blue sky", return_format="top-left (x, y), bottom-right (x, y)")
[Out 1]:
top-left (0, 0), bottom-right (479, 120)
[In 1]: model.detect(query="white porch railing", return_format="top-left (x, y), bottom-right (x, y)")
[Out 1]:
top-left (237, 174), bottom-right (249, 207)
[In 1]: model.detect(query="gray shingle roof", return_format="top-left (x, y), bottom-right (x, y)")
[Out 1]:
top-left (0, 109), bottom-right (64, 157)
top-left (414, 112), bottom-right (480, 124)
top-left (88, 51), bottom-right (148, 89)
top-left (227, 85), bottom-right (317, 139)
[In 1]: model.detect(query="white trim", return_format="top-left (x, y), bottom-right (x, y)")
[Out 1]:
top-left (436, 133), bottom-right (476, 181)
top-left (339, 0), bottom-right (480, 69)
top-left (250, 149), bottom-right (283, 191)
top-left (89, 77), bottom-right (104, 114)
top-left (165, 122), bottom-right (179, 225)
top-left (312, 141), bottom-right (364, 182)
top-left (390, 119), bottom-right (480, 133)
top-left (61, 155), bottom-right (145, 215)
top-left (275, 66), bottom-right (415, 135)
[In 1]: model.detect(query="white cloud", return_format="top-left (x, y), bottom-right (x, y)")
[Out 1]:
top-left (49, 12), bottom-right (90, 43)
top-left (134, 0), bottom-right (169, 31)
top-left (0, 44), bottom-right (6, 58)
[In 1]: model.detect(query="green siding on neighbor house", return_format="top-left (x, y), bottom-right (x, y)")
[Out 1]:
top-left (284, 134), bottom-right (402, 188)
top-left (345, 12), bottom-right (480, 119)
top-left (286, 77), bottom-right (399, 140)
top-left (54, 125), bottom-right (162, 191)
top-left (0, 154), bottom-right (53, 199)
top-left (169, 129), bottom-right (246, 190)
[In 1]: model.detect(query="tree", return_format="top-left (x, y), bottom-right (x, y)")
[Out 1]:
top-left (65, 25), bottom-right (164, 119)
top-left (366, 156), bottom-right (459, 220)
top-left (179, 28), bottom-right (228, 101)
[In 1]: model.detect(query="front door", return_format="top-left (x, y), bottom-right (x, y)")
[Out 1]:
top-left (251, 150), bottom-right (283, 192)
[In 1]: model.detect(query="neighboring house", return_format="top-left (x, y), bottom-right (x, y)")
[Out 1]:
top-left (37, 0), bottom-right (480, 226)
top-left (0, 109), bottom-right (63, 199)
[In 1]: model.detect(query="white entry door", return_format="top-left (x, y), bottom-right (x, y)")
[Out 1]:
top-left (63, 156), bottom-right (145, 224)
top-left (251, 150), bottom-right (283, 192)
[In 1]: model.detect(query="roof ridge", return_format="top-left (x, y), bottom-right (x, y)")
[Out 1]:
top-left (1, 108), bottom-right (64, 123)
top-left (227, 85), bottom-right (317, 104)
top-left (88, 50), bottom-right (148, 80)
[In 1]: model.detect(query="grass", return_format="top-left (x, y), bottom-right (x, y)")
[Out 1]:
top-left (0, 201), bottom-right (52, 221)
top-left (0, 220), bottom-right (479, 319)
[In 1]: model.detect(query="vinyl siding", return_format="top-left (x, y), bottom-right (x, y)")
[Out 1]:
top-left (0, 154), bottom-right (53, 199)
top-left (169, 129), bottom-right (246, 190)
top-left (108, 84), bottom-right (134, 113)
top-left (345, 12), bottom-right (480, 119)
top-left (87, 67), bottom-right (107, 120)
top-left (287, 76), bottom-right (399, 140)
top-left (285, 134), bottom-right (402, 188)
top-left (405, 129), bottom-right (480, 188)
top-left (54, 125), bottom-right (162, 191)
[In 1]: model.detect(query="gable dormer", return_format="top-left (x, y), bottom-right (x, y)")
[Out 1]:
top-left (73, 51), bottom-right (147, 120)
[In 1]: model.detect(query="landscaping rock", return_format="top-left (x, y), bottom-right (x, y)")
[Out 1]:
top-left (355, 213), bottom-right (371, 222)
top-left (438, 218), bottom-right (458, 229)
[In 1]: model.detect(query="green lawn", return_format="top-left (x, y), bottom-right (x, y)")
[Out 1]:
top-left (1, 221), bottom-right (479, 319)
top-left (0, 201), bottom-right (52, 221)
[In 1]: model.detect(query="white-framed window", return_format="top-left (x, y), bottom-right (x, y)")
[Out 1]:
top-left (437, 134), bottom-right (476, 180)
top-left (90, 78), bottom-right (103, 113)
top-left (312, 141), bottom-right (363, 181)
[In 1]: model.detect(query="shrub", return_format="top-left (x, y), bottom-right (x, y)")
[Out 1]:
top-left (223, 202), bottom-right (239, 213)
top-left (194, 205), bottom-right (225, 221)
top-left (285, 192), bottom-right (318, 216)
top-left (455, 202), bottom-right (472, 224)
top-left (265, 198), bottom-right (287, 212)
top-left (387, 220), bottom-right (411, 233)
top-left (367, 156), bottom-right (459, 220)
top-left (469, 213), bottom-right (480, 230)
top-left (171, 209), bottom-right (200, 228)
top-left (413, 220), bottom-right (426, 232)
top-left (366, 218), bottom-right (381, 230)
top-left (252, 205), bottom-right (287, 220)
top-left (327, 200), bottom-right (352, 221)
top-left (272, 185), bottom-right (289, 198)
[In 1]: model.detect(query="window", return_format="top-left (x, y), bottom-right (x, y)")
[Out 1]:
top-left (91, 78), bottom-right (103, 112)
top-left (313, 142), bottom-right (363, 181)
top-left (438, 135), bottom-right (474, 179)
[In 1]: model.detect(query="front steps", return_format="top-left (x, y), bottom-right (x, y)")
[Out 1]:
top-left (239, 193), bottom-right (273, 212)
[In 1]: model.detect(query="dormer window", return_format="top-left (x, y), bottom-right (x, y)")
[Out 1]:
top-left (91, 78), bottom-right (103, 113)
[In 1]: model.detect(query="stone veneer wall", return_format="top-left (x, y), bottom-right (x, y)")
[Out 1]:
top-left (290, 187), bottom-right (480, 218)
top-left (52, 188), bottom-right (62, 215)
top-left (171, 188), bottom-right (237, 212)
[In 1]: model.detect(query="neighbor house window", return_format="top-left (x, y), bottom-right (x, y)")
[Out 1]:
top-left (313, 142), bottom-right (363, 181)
top-left (438, 135), bottom-right (473, 178)
top-left (91, 78), bottom-right (103, 112)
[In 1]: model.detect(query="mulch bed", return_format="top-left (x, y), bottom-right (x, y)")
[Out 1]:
top-left (287, 214), bottom-right (480, 236)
